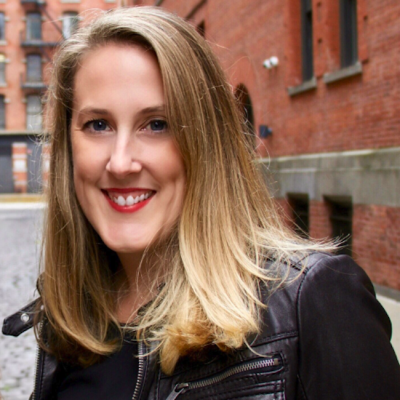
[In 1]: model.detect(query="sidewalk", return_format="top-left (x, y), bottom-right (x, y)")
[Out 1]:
top-left (0, 194), bottom-right (45, 210)
top-left (377, 295), bottom-right (400, 358)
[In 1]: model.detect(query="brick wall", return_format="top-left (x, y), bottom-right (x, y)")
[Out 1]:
top-left (148, 0), bottom-right (400, 158)
top-left (353, 205), bottom-right (400, 290)
top-left (309, 201), bottom-right (332, 240)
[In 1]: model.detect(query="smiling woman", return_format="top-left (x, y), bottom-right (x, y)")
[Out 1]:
top-left (2, 6), bottom-right (400, 400)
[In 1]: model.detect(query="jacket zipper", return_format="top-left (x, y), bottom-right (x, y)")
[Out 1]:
top-left (132, 340), bottom-right (145, 400)
top-left (165, 356), bottom-right (282, 400)
top-left (31, 320), bottom-right (43, 400)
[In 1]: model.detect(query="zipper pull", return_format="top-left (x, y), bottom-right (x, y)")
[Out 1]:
top-left (165, 383), bottom-right (189, 400)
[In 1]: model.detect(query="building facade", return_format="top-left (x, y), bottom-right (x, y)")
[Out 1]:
top-left (136, 0), bottom-right (400, 292)
top-left (0, 0), bottom-right (120, 194)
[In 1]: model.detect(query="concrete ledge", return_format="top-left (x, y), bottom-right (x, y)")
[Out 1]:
top-left (260, 147), bottom-right (400, 206)
top-left (287, 77), bottom-right (317, 97)
top-left (375, 284), bottom-right (400, 302)
top-left (323, 61), bottom-right (363, 84)
top-left (376, 294), bottom-right (400, 358)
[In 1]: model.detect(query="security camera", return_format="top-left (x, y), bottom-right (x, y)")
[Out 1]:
top-left (263, 56), bottom-right (279, 69)
top-left (263, 59), bottom-right (272, 69)
top-left (269, 56), bottom-right (279, 67)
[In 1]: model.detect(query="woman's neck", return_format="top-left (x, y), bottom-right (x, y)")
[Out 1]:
top-left (116, 252), bottom-right (161, 323)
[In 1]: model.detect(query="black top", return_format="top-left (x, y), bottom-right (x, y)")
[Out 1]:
top-left (57, 336), bottom-right (138, 400)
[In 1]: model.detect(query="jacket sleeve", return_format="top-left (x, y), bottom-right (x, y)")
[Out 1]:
top-left (297, 254), bottom-right (400, 400)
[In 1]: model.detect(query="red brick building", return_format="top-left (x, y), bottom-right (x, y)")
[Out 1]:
top-left (135, 0), bottom-right (400, 293)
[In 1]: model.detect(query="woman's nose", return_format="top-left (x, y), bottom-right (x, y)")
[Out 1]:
top-left (105, 134), bottom-right (142, 178)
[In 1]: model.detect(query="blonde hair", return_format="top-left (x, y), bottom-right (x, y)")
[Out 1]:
top-left (37, 6), bottom-right (329, 373)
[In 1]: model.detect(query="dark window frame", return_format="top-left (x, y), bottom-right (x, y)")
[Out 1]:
top-left (196, 21), bottom-right (205, 37)
top-left (26, 54), bottom-right (42, 82)
top-left (301, 0), bottom-right (314, 81)
top-left (235, 84), bottom-right (255, 148)
top-left (0, 13), bottom-right (5, 41)
top-left (26, 94), bottom-right (42, 131)
top-left (326, 196), bottom-right (353, 256)
top-left (26, 12), bottom-right (42, 41)
top-left (62, 12), bottom-right (79, 39)
top-left (0, 95), bottom-right (5, 129)
top-left (340, 0), bottom-right (358, 68)
top-left (0, 53), bottom-right (6, 84)
top-left (288, 194), bottom-right (310, 239)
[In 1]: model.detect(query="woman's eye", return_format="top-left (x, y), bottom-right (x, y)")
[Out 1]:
top-left (145, 120), bottom-right (167, 132)
top-left (84, 119), bottom-right (110, 132)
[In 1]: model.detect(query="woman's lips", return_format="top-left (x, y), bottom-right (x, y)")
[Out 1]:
top-left (101, 189), bottom-right (155, 213)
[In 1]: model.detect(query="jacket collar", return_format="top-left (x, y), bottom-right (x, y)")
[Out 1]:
top-left (2, 298), bottom-right (40, 337)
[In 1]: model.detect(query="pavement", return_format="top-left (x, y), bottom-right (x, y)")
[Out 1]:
top-left (0, 201), bottom-right (399, 399)
top-left (377, 295), bottom-right (400, 357)
top-left (0, 204), bottom-right (42, 400)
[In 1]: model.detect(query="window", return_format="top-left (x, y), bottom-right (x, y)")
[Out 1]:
top-left (0, 13), bottom-right (5, 41)
top-left (197, 21), bottom-right (205, 37)
top-left (235, 84), bottom-right (255, 148)
top-left (0, 95), bottom-right (5, 129)
top-left (301, 0), bottom-right (314, 81)
top-left (328, 197), bottom-right (353, 256)
top-left (235, 84), bottom-right (254, 133)
top-left (27, 54), bottom-right (42, 82)
top-left (62, 12), bottom-right (79, 39)
top-left (340, 0), bottom-right (358, 67)
top-left (289, 194), bottom-right (309, 238)
top-left (0, 53), bottom-right (6, 84)
top-left (26, 95), bottom-right (42, 131)
top-left (26, 12), bottom-right (42, 41)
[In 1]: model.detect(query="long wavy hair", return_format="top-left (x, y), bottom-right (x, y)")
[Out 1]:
top-left (36, 6), bottom-right (329, 374)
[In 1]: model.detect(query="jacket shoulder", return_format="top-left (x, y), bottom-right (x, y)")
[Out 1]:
top-left (255, 252), bottom-right (372, 345)
top-left (295, 253), bottom-right (400, 398)
top-left (2, 298), bottom-right (40, 337)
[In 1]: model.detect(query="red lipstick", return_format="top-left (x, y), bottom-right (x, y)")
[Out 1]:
top-left (101, 189), bottom-right (154, 214)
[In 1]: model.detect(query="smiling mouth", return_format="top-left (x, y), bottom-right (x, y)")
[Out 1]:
top-left (102, 189), bottom-right (155, 207)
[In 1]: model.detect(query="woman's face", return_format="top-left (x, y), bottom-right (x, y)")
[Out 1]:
top-left (70, 43), bottom-right (186, 263)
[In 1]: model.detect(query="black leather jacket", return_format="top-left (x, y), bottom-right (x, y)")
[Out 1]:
top-left (3, 253), bottom-right (400, 399)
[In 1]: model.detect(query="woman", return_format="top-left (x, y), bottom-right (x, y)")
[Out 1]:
top-left (2, 6), bottom-right (400, 400)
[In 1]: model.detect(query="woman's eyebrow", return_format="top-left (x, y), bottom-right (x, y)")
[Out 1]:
top-left (136, 105), bottom-right (166, 116)
top-left (75, 107), bottom-right (109, 117)
top-left (75, 105), bottom-right (166, 118)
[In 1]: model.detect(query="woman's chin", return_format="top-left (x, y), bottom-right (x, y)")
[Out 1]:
top-left (105, 242), bottom-right (147, 256)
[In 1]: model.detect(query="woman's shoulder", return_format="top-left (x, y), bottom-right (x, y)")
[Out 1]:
top-left (266, 251), bottom-right (374, 296)
top-left (285, 251), bottom-right (377, 307)
top-left (254, 252), bottom-right (380, 345)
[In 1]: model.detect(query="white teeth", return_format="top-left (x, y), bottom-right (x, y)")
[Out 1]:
top-left (117, 196), bottom-right (126, 206)
top-left (109, 191), bottom-right (152, 206)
